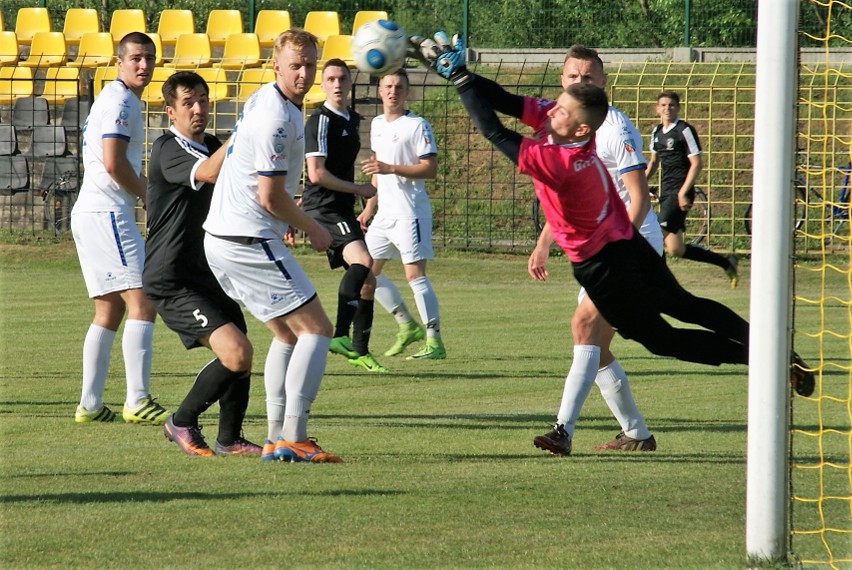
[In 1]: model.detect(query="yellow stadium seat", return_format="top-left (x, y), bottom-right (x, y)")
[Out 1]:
top-left (165, 33), bottom-right (211, 69)
top-left (0, 66), bottom-right (34, 104)
top-left (303, 83), bottom-right (325, 110)
top-left (157, 10), bottom-right (194, 48)
top-left (206, 10), bottom-right (243, 48)
top-left (195, 67), bottom-right (231, 103)
top-left (92, 65), bottom-right (118, 96)
top-left (303, 11), bottom-right (340, 48)
top-left (141, 67), bottom-right (176, 106)
top-left (63, 8), bottom-right (100, 46)
top-left (236, 67), bottom-right (274, 101)
top-left (40, 67), bottom-right (80, 105)
top-left (351, 10), bottom-right (389, 34)
top-left (110, 10), bottom-right (147, 43)
top-left (68, 32), bottom-right (114, 69)
top-left (214, 33), bottom-right (261, 70)
top-left (319, 34), bottom-right (354, 68)
top-left (254, 10), bottom-right (291, 49)
top-left (146, 32), bottom-right (164, 66)
top-left (20, 32), bottom-right (67, 68)
top-left (15, 8), bottom-right (51, 46)
top-left (0, 32), bottom-right (19, 67)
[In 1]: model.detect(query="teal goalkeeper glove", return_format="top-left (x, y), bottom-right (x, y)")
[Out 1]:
top-left (408, 32), bottom-right (471, 86)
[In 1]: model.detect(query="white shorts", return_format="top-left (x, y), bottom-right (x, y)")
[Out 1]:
top-left (71, 210), bottom-right (145, 298)
top-left (366, 216), bottom-right (433, 264)
top-left (204, 234), bottom-right (316, 323)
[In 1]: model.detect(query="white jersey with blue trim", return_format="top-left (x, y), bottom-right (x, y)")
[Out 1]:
top-left (370, 110), bottom-right (438, 221)
top-left (75, 79), bottom-right (144, 212)
top-left (596, 105), bottom-right (663, 253)
top-left (204, 82), bottom-right (305, 241)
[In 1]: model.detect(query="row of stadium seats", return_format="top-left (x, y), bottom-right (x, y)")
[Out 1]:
top-left (0, 67), bottom-right (82, 104)
top-left (0, 155), bottom-right (80, 195)
top-left (1, 31), bottom-right (356, 70)
top-left (8, 8), bottom-right (388, 49)
top-left (0, 65), bottom-right (338, 113)
top-left (0, 124), bottom-right (72, 157)
top-left (91, 66), bottom-right (331, 108)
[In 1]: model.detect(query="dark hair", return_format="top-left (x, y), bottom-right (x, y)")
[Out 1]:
top-left (162, 71), bottom-right (209, 108)
top-left (565, 83), bottom-right (609, 132)
top-left (379, 67), bottom-right (409, 87)
top-left (657, 90), bottom-right (681, 105)
top-left (322, 58), bottom-right (351, 78)
top-left (563, 44), bottom-right (604, 71)
top-left (117, 32), bottom-right (155, 59)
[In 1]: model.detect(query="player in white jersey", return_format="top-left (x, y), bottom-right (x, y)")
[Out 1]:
top-left (203, 29), bottom-right (341, 464)
top-left (70, 32), bottom-right (169, 426)
top-left (358, 69), bottom-right (445, 360)
top-left (529, 45), bottom-right (661, 454)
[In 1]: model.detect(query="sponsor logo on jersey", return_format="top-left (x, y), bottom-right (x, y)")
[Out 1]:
top-left (574, 158), bottom-right (595, 172)
top-left (624, 138), bottom-right (635, 153)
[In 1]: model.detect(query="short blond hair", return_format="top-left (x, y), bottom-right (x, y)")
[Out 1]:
top-left (274, 29), bottom-right (318, 55)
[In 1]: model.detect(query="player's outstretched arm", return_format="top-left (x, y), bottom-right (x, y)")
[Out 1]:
top-left (411, 32), bottom-right (523, 164)
top-left (409, 33), bottom-right (523, 118)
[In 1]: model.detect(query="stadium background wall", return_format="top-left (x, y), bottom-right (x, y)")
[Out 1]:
top-left (1, 2), bottom-right (849, 256)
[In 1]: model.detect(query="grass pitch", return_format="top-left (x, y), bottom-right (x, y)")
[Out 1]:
top-left (0, 241), bottom-right (832, 568)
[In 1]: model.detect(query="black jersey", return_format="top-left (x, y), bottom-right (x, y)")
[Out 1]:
top-left (143, 129), bottom-right (223, 298)
top-left (302, 104), bottom-right (362, 213)
top-left (649, 119), bottom-right (702, 197)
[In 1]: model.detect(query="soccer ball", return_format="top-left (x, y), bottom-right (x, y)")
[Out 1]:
top-left (350, 19), bottom-right (408, 76)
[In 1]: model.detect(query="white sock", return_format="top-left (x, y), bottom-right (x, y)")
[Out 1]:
top-left (264, 338), bottom-right (293, 441)
top-left (409, 276), bottom-right (440, 337)
top-left (80, 324), bottom-right (116, 411)
top-left (555, 345), bottom-right (601, 437)
top-left (374, 274), bottom-right (412, 324)
top-left (595, 359), bottom-right (651, 440)
top-left (281, 334), bottom-right (330, 442)
top-left (122, 320), bottom-right (154, 408)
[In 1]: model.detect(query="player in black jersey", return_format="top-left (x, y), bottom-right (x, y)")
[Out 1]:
top-left (302, 59), bottom-right (387, 373)
top-left (143, 71), bottom-right (262, 457)
top-left (646, 90), bottom-right (739, 287)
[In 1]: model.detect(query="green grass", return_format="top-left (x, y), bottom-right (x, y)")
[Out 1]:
top-left (0, 242), bottom-right (848, 568)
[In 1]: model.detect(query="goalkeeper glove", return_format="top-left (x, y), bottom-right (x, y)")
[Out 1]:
top-left (408, 32), bottom-right (472, 86)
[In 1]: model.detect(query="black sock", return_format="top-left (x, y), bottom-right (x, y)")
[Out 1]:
top-left (352, 299), bottom-right (375, 355)
top-left (335, 264), bottom-right (371, 338)
top-left (217, 372), bottom-right (251, 446)
top-left (173, 359), bottom-right (237, 428)
top-left (683, 244), bottom-right (730, 270)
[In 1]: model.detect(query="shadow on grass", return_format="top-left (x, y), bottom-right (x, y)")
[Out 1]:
top-left (300, 412), bottom-right (748, 432)
top-left (1, 488), bottom-right (406, 504)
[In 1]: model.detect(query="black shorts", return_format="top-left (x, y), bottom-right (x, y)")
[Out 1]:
top-left (571, 230), bottom-right (749, 366)
top-left (657, 187), bottom-right (695, 234)
top-left (148, 285), bottom-right (247, 349)
top-left (572, 230), bottom-right (684, 341)
top-left (305, 207), bottom-right (365, 269)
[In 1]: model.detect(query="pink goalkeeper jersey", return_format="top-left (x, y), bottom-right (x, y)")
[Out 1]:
top-left (518, 97), bottom-right (633, 262)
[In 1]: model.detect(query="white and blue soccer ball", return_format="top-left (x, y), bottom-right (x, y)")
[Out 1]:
top-left (350, 19), bottom-right (408, 76)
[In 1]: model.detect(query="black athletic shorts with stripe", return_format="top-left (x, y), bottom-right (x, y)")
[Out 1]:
top-left (148, 282), bottom-right (247, 350)
top-left (305, 206), bottom-right (366, 270)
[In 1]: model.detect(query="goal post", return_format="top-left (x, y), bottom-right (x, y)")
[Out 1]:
top-left (746, 0), bottom-right (800, 562)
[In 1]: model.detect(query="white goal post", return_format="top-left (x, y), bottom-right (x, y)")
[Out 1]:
top-left (746, 0), bottom-right (800, 562)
